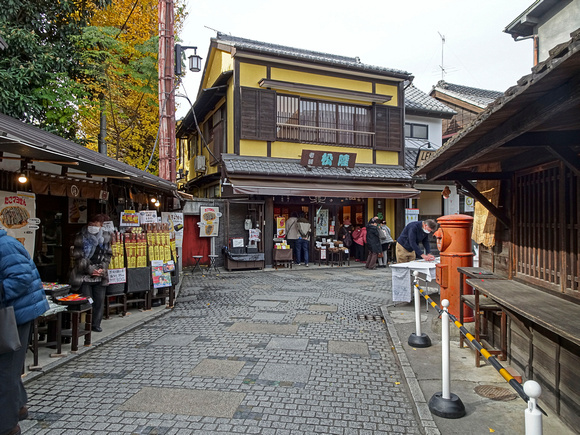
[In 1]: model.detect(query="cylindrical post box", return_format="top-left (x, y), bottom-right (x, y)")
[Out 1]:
top-left (434, 214), bottom-right (474, 321)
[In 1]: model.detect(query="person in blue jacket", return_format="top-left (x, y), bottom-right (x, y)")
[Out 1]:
top-left (0, 230), bottom-right (49, 435)
top-left (395, 219), bottom-right (437, 263)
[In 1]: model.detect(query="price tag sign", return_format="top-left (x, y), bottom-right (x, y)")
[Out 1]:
top-left (107, 268), bottom-right (127, 284)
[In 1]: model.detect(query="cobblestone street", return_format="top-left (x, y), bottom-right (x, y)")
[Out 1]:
top-left (22, 267), bottom-right (421, 434)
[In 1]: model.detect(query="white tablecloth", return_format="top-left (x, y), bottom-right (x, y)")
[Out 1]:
top-left (389, 259), bottom-right (438, 303)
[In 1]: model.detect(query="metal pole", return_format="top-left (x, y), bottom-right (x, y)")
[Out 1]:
top-left (441, 299), bottom-right (450, 400)
top-left (524, 381), bottom-right (543, 435)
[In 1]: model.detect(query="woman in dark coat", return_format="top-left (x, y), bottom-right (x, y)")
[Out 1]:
top-left (69, 213), bottom-right (112, 333)
top-left (365, 218), bottom-right (382, 270)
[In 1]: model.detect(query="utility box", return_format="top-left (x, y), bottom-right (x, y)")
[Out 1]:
top-left (434, 214), bottom-right (474, 322)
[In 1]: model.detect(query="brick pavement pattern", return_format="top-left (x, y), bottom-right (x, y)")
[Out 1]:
top-left (23, 268), bottom-right (421, 434)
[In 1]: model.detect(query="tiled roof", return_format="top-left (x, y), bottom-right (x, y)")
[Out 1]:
top-left (216, 33), bottom-right (412, 79)
top-left (405, 83), bottom-right (456, 118)
top-left (432, 80), bottom-right (503, 109)
top-left (222, 154), bottom-right (414, 182)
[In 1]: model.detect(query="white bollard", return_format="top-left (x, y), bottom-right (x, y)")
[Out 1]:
top-left (427, 298), bottom-right (465, 418)
top-left (407, 271), bottom-right (431, 348)
top-left (413, 272), bottom-right (422, 337)
top-left (441, 299), bottom-right (451, 400)
top-left (524, 380), bottom-right (543, 435)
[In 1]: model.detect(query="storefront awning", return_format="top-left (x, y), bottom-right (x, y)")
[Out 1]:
top-left (230, 178), bottom-right (420, 199)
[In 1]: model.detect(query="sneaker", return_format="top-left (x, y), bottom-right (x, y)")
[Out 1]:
top-left (305, 264), bottom-right (309, 267)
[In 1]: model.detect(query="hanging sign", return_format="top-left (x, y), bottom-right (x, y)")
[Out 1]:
top-left (0, 190), bottom-right (37, 257)
top-left (162, 212), bottom-right (184, 248)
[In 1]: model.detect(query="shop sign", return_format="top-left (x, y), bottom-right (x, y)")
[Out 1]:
top-left (415, 149), bottom-right (435, 168)
top-left (0, 190), bottom-right (37, 257)
top-left (108, 268), bottom-right (126, 284)
top-left (300, 150), bottom-right (356, 169)
top-left (199, 206), bottom-right (220, 237)
top-left (120, 210), bottom-right (139, 227)
top-left (276, 216), bottom-right (286, 238)
top-left (139, 210), bottom-right (158, 224)
top-left (161, 212), bottom-right (184, 248)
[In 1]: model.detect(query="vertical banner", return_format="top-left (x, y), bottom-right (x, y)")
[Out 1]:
top-left (199, 206), bottom-right (220, 237)
top-left (316, 208), bottom-right (329, 236)
top-left (0, 191), bottom-right (37, 257)
top-left (161, 212), bottom-right (184, 247)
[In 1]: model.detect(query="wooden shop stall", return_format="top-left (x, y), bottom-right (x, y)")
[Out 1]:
top-left (0, 112), bottom-right (183, 365)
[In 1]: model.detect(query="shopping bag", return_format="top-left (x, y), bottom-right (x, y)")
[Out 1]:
top-left (0, 305), bottom-right (21, 354)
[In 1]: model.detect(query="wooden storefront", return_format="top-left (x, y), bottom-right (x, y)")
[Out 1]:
top-left (415, 34), bottom-right (580, 430)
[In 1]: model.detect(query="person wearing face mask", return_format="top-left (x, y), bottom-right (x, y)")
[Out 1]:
top-left (69, 214), bottom-right (112, 332)
top-left (395, 219), bottom-right (437, 264)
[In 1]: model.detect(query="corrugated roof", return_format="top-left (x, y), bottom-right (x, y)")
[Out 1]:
top-left (405, 83), bottom-right (456, 118)
top-left (222, 154), bottom-right (413, 182)
top-left (431, 80), bottom-right (503, 109)
top-left (216, 33), bottom-right (412, 80)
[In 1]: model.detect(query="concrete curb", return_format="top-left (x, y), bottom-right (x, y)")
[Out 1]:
top-left (380, 305), bottom-right (441, 435)
top-left (24, 279), bottom-right (183, 385)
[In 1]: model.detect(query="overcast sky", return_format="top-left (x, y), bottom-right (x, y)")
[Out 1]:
top-left (176, 0), bottom-right (534, 118)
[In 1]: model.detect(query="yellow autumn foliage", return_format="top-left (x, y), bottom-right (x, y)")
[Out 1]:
top-left (76, 0), bottom-right (186, 173)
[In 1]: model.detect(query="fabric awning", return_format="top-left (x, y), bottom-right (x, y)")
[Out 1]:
top-left (230, 178), bottom-right (420, 199)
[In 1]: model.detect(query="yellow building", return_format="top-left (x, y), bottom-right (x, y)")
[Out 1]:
top-left (177, 33), bottom-right (420, 266)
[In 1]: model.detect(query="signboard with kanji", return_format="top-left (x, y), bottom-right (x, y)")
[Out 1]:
top-left (300, 150), bottom-right (356, 169)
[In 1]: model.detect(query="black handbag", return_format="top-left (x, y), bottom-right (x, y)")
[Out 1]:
top-left (0, 282), bottom-right (22, 354)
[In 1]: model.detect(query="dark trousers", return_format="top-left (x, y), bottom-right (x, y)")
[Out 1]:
top-left (80, 282), bottom-right (107, 328)
top-left (295, 238), bottom-right (309, 265)
top-left (366, 252), bottom-right (378, 269)
top-left (0, 321), bottom-right (31, 433)
top-left (354, 243), bottom-right (365, 261)
top-left (287, 239), bottom-right (298, 263)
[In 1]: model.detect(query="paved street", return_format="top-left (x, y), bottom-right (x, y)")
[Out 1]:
top-left (21, 267), bottom-right (421, 434)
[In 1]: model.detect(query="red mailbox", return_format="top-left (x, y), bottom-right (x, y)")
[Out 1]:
top-left (434, 214), bottom-right (474, 322)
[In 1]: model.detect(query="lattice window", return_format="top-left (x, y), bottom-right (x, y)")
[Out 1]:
top-left (515, 164), bottom-right (579, 295)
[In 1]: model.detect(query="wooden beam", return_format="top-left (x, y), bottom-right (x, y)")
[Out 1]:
top-left (546, 145), bottom-right (580, 177)
top-left (455, 178), bottom-right (511, 228)
top-left (439, 171), bottom-right (511, 180)
top-left (424, 73), bottom-right (580, 180)
top-left (502, 130), bottom-right (580, 147)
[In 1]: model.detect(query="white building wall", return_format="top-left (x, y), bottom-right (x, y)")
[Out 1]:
top-left (405, 115), bottom-right (443, 147)
top-left (535, 0), bottom-right (580, 62)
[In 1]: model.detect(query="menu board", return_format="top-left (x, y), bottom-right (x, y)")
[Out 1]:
top-left (151, 260), bottom-right (171, 288)
top-left (199, 206), bottom-right (220, 237)
top-left (0, 190), bottom-right (37, 257)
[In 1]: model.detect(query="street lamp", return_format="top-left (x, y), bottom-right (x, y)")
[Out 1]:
top-left (174, 44), bottom-right (202, 75)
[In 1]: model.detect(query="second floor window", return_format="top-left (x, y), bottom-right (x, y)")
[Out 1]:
top-left (277, 95), bottom-right (373, 147)
top-left (405, 123), bottom-right (428, 139)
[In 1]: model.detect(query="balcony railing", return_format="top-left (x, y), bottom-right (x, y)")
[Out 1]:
top-left (276, 123), bottom-right (374, 148)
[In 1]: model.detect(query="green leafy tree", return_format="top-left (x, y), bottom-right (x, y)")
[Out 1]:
top-left (0, 0), bottom-right (106, 139)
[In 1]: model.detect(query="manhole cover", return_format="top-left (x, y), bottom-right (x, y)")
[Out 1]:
top-left (474, 385), bottom-right (518, 401)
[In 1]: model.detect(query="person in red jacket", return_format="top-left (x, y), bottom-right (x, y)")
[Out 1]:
top-left (351, 225), bottom-right (366, 262)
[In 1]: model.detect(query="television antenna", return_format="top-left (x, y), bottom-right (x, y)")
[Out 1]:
top-left (438, 31), bottom-right (446, 80)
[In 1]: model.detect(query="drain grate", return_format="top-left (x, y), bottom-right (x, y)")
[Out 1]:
top-left (357, 313), bottom-right (384, 322)
top-left (474, 385), bottom-right (518, 401)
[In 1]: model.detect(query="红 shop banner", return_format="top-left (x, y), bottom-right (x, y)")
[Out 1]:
top-left (0, 191), bottom-right (37, 257)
